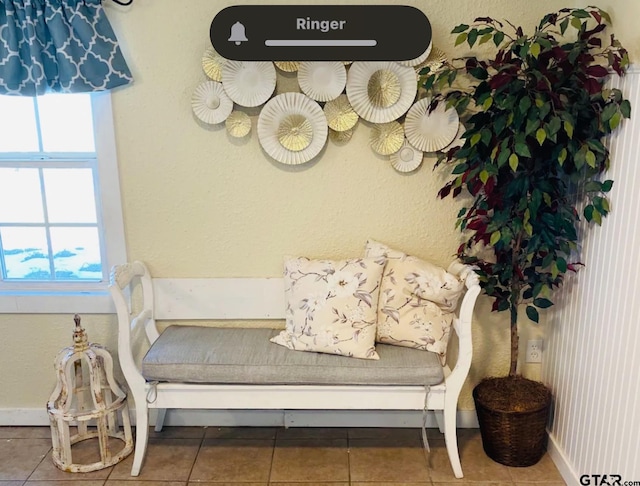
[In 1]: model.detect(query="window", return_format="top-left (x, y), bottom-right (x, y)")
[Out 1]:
top-left (0, 92), bottom-right (126, 313)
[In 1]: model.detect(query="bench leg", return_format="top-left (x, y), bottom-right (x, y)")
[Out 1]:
top-left (154, 409), bottom-right (167, 432)
top-left (434, 410), bottom-right (445, 433)
top-left (443, 398), bottom-right (464, 478)
top-left (132, 404), bottom-right (149, 476)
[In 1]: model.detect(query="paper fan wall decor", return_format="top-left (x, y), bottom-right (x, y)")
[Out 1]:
top-left (191, 81), bottom-right (233, 124)
top-left (298, 61), bottom-right (347, 102)
top-left (404, 97), bottom-right (459, 152)
top-left (222, 61), bottom-right (277, 107)
top-left (346, 61), bottom-right (417, 123)
top-left (257, 92), bottom-right (328, 165)
top-left (193, 35), bottom-right (453, 172)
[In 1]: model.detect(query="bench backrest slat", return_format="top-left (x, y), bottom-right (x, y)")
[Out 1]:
top-left (153, 278), bottom-right (286, 320)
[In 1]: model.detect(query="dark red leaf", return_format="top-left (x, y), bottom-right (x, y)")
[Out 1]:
top-left (585, 77), bottom-right (601, 94)
top-left (438, 183), bottom-right (452, 199)
top-left (591, 10), bottom-right (602, 23)
top-left (588, 38), bottom-right (602, 47)
top-left (587, 65), bottom-right (609, 78)
top-left (452, 186), bottom-right (462, 197)
top-left (488, 73), bottom-right (512, 90)
top-left (466, 219), bottom-right (483, 231)
top-left (485, 176), bottom-right (496, 195)
top-left (474, 16), bottom-right (494, 23)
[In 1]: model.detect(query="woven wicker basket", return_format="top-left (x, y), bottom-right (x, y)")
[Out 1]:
top-left (473, 386), bottom-right (551, 467)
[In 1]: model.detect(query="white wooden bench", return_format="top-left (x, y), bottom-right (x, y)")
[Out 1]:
top-left (109, 260), bottom-right (480, 478)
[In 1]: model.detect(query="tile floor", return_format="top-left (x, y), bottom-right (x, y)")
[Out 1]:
top-left (0, 426), bottom-right (566, 485)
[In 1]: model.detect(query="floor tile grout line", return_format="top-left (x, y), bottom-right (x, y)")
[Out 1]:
top-left (23, 444), bottom-right (53, 483)
top-left (182, 426), bottom-right (206, 485)
top-left (266, 434), bottom-right (277, 485)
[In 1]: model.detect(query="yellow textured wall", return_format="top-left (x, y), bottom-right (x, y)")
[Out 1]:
top-left (2, 0), bottom-right (630, 414)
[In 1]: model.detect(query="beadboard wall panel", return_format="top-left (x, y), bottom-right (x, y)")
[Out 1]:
top-left (544, 69), bottom-right (640, 481)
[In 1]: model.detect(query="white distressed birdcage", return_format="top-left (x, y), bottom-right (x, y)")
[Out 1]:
top-left (47, 314), bottom-right (133, 472)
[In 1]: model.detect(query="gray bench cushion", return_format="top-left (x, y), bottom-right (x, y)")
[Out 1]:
top-left (142, 326), bottom-right (444, 386)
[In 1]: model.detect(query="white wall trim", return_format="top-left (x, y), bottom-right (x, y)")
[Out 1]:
top-left (0, 407), bottom-right (479, 429)
top-left (547, 431), bottom-right (580, 486)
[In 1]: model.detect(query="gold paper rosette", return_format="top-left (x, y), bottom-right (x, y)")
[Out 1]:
top-left (329, 127), bottom-right (354, 143)
top-left (370, 121), bottom-right (404, 155)
top-left (324, 94), bottom-right (359, 132)
top-left (367, 69), bottom-right (401, 108)
top-left (225, 111), bottom-right (251, 138)
top-left (277, 114), bottom-right (314, 152)
top-left (202, 47), bottom-right (227, 82)
top-left (275, 61), bottom-right (300, 73)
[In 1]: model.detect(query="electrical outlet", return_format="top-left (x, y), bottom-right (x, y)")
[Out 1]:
top-left (526, 339), bottom-right (543, 363)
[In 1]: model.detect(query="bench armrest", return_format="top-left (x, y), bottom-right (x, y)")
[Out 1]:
top-left (445, 262), bottom-right (481, 396)
top-left (109, 262), bottom-right (157, 392)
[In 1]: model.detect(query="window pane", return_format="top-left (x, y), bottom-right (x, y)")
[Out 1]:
top-left (1, 227), bottom-right (50, 279)
top-left (37, 94), bottom-right (96, 152)
top-left (51, 227), bottom-right (102, 280)
top-left (44, 168), bottom-right (97, 223)
top-left (0, 96), bottom-right (39, 152)
top-left (0, 168), bottom-right (45, 223)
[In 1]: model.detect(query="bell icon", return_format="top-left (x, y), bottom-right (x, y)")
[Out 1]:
top-left (228, 21), bottom-right (248, 45)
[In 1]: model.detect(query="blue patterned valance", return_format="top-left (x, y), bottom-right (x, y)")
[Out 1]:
top-left (0, 0), bottom-right (133, 96)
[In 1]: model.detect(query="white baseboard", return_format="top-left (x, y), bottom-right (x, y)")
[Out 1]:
top-left (0, 408), bottom-right (479, 429)
top-left (547, 431), bottom-right (579, 486)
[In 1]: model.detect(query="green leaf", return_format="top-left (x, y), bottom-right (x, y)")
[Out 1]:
top-left (479, 170), bottom-right (490, 184)
top-left (556, 257), bottom-right (567, 273)
top-left (564, 120), bottom-right (574, 139)
top-left (586, 150), bottom-right (597, 168)
top-left (479, 33), bottom-right (493, 45)
top-left (490, 230), bottom-right (501, 246)
top-left (558, 148), bottom-right (567, 166)
top-left (543, 192), bottom-right (552, 206)
top-left (584, 181), bottom-right (602, 192)
top-left (570, 16), bottom-right (583, 30)
top-left (530, 42), bottom-right (541, 59)
top-left (509, 153), bottom-right (519, 171)
top-left (533, 298), bottom-right (553, 309)
top-left (482, 96), bottom-right (493, 110)
top-left (455, 32), bottom-right (468, 46)
top-left (452, 163), bottom-right (468, 175)
top-left (451, 24), bottom-right (469, 33)
top-left (457, 207), bottom-right (467, 218)
top-left (572, 9), bottom-right (591, 18)
top-left (621, 99), bottom-right (632, 118)
top-left (515, 142), bottom-right (531, 157)
top-left (497, 149), bottom-right (511, 167)
top-left (525, 118), bottom-right (539, 136)
top-left (602, 180), bottom-right (614, 192)
top-left (610, 111), bottom-right (622, 130)
top-left (526, 305), bottom-right (539, 323)
top-left (536, 128), bottom-right (547, 145)
top-left (560, 18), bottom-right (569, 35)
top-left (470, 133), bottom-right (482, 147)
top-left (519, 97), bottom-right (532, 113)
top-left (467, 28), bottom-right (479, 47)
top-left (584, 204), bottom-right (595, 222)
top-left (493, 31), bottom-right (505, 47)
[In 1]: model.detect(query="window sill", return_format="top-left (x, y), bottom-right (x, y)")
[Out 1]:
top-left (0, 290), bottom-right (115, 314)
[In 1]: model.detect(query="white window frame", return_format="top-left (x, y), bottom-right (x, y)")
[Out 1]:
top-left (0, 92), bottom-right (126, 313)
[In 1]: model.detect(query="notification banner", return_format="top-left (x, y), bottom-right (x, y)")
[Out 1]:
top-left (210, 5), bottom-right (432, 61)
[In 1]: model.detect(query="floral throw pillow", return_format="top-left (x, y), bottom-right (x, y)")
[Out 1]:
top-left (270, 256), bottom-right (385, 360)
top-left (365, 239), bottom-right (465, 364)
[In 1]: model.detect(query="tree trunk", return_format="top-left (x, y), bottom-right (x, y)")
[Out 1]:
top-left (509, 292), bottom-right (519, 377)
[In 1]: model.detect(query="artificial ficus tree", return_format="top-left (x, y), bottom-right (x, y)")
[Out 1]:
top-left (422, 7), bottom-right (630, 377)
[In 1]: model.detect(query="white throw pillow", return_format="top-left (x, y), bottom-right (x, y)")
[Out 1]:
top-left (270, 256), bottom-right (385, 360)
top-left (364, 239), bottom-right (465, 363)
